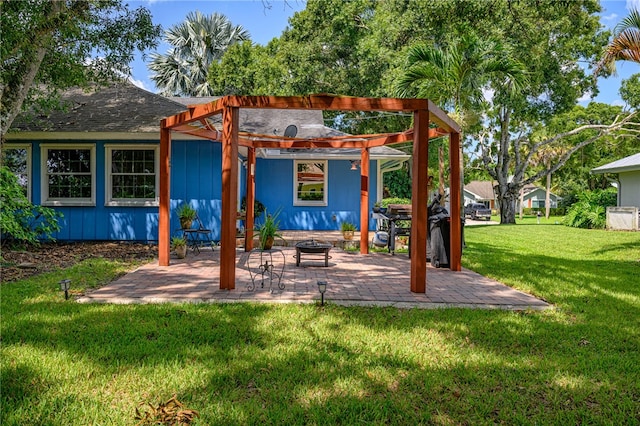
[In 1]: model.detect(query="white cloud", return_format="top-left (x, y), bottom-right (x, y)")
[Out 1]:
top-left (128, 77), bottom-right (150, 92)
top-left (627, 0), bottom-right (640, 11)
top-left (612, 99), bottom-right (626, 107)
top-left (482, 87), bottom-right (494, 103)
top-left (602, 13), bottom-right (618, 21)
top-left (578, 91), bottom-right (593, 103)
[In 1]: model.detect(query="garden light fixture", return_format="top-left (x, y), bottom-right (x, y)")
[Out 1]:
top-left (317, 280), bottom-right (327, 306)
top-left (59, 279), bottom-right (71, 300)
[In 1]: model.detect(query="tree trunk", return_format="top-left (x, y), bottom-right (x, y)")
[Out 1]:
top-left (519, 188), bottom-right (524, 220)
top-left (545, 172), bottom-right (551, 219)
top-left (497, 185), bottom-right (519, 224)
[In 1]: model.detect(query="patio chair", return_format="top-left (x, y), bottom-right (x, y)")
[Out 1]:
top-left (183, 212), bottom-right (217, 254)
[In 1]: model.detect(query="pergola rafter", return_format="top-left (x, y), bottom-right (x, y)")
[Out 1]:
top-left (159, 94), bottom-right (462, 294)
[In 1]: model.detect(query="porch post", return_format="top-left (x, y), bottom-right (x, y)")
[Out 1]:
top-left (360, 148), bottom-right (370, 254)
top-left (245, 147), bottom-right (256, 252)
top-left (159, 121), bottom-right (171, 266)
top-left (220, 106), bottom-right (239, 289)
top-left (410, 109), bottom-right (429, 293)
top-left (449, 131), bottom-right (462, 271)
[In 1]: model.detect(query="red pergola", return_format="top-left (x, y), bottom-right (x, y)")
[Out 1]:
top-left (159, 94), bottom-right (462, 293)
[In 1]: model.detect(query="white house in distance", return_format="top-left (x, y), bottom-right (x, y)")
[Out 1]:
top-left (463, 180), bottom-right (561, 211)
top-left (591, 152), bottom-right (640, 230)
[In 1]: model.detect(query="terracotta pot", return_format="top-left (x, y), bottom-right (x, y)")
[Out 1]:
top-left (342, 230), bottom-right (354, 241)
top-left (261, 236), bottom-right (274, 250)
top-left (180, 219), bottom-right (193, 230)
top-left (175, 245), bottom-right (187, 259)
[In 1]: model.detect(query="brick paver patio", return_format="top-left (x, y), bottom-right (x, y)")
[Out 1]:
top-left (79, 240), bottom-right (549, 310)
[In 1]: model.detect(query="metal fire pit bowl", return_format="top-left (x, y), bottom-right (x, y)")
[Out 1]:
top-left (295, 239), bottom-right (333, 267)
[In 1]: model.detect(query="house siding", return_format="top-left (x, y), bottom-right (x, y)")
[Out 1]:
top-left (620, 171), bottom-right (640, 207)
top-left (17, 140), bottom-right (380, 242)
top-left (254, 158), bottom-right (378, 231)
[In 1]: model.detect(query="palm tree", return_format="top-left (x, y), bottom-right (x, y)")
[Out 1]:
top-left (595, 8), bottom-right (640, 77)
top-left (395, 32), bottom-right (527, 130)
top-left (148, 11), bottom-right (250, 97)
top-left (395, 32), bottom-right (528, 221)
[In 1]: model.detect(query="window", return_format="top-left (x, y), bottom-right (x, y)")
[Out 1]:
top-left (41, 144), bottom-right (95, 206)
top-left (294, 160), bottom-right (327, 206)
top-left (2, 144), bottom-right (31, 201)
top-left (106, 145), bottom-right (159, 206)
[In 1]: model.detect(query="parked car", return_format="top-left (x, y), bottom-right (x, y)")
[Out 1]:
top-left (464, 203), bottom-right (492, 220)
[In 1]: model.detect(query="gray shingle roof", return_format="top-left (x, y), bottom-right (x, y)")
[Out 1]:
top-left (11, 81), bottom-right (187, 134)
top-left (591, 153), bottom-right (640, 174)
top-left (8, 84), bottom-right (410, 160)
top-left (464, 180), bottom-right (496, 200)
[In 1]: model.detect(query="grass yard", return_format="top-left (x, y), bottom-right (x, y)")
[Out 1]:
top-left (2, 225), bottom-right (639, 425)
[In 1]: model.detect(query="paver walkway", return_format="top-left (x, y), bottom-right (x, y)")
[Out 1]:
top-left (79, 241), bottom-right (549, 310)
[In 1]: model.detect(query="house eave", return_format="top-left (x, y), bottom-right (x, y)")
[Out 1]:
top-left (5, 131), bottom-right (203, 141)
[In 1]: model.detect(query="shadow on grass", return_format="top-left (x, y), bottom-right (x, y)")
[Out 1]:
top-left (2, 242), bottom-right (640, 424)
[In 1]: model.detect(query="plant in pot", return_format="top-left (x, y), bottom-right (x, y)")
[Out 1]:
top-left (373, 201), bottom-right (381, 213)
top-left (258, 209), bottom-right (282, 250)
top-left (340, 221), bottom-right (356, 240)
top-left (176, 203), bottom-right (197, 229)
top-left (171, 236), bottom-right (187, 258)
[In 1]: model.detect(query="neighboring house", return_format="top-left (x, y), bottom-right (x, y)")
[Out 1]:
top-left (463, 180), bottom-right (496, 209)
top-left (463, 180), bottom-right (561, 211)
top-left (591, 152), bottom-right (640, 230)
top-left (4, 82), bottom-right (409, 242)
top-left (591, 152), bottom-right (640, 208)
top-left (517, 184), bottom-right (561, 210)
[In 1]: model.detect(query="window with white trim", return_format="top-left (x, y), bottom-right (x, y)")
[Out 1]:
top-left (294, 160), bottom-right (327, 206)
top-left (105, 145), bottom-right (159, 206)
top-left (41, 145), bottom-right (95, 206)
top-left (2, 144), bottom-right (31, 201)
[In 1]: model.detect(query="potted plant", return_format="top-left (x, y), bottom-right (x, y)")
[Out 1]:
top-left (258, 209), bottom-right (282, 250)
top-left (171, 236), bottom-right (187, 258)
top-left (176, 203), bottom-right (197, 229)
top-left (340, 221), bottom-right (356, 240)
top-left (373, 201), bottom-right (381, 213)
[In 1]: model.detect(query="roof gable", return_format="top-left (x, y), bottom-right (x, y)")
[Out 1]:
top-left (464, 181), bottom-right (496, 200)
top-left (592, 153), bottom-right (640, 174)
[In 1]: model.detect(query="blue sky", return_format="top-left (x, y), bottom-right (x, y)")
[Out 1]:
top-left (130, 0), bottom-right (639, 108)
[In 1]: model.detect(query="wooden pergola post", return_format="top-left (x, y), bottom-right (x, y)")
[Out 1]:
top-left (410, 109), bottom-right (429, 293)
top-left (159, 121), bottom-right (171, 266)
top-left (359, 148), bottom-right (370, 254)
top-left (245, 147), bottom-right (256, 252)
top-left (448, 131), bottom-right (462, 271)
top-left (220, 106), bottom-right (239, 289)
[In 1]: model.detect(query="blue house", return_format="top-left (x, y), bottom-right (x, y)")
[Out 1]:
top-left (5, 82), bottom-right (409, 242)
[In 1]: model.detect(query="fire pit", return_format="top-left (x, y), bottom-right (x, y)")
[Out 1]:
top-left (295, 239), bottom-right (333, 267)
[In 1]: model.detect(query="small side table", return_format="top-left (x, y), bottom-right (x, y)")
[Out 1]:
top-left (247, 248), bottom-right (285, 292)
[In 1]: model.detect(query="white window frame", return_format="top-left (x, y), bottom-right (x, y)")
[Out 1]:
top-left (41, 144), bottom-right (96, 207)
top-left (3, 143), bottom-right (32, 202)
top-left (105, 145), bottom-right (159, 207)
top-left (293, 160), bottom-right (328, 206)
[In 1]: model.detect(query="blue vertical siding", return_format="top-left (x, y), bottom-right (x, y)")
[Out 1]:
top-left (26, 139), bottom-right (381, 241)
top-left (254, 158), bottom-right (378, 231)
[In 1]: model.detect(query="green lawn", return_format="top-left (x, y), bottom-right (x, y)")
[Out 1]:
top-left (2, 225), bottom-right (639, 425)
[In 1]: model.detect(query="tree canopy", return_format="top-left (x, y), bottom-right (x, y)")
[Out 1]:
top-left (0, 0), bottom-right (161, 143)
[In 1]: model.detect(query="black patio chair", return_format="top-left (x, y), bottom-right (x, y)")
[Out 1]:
top-left (182, 213), bottom-right (217, 254)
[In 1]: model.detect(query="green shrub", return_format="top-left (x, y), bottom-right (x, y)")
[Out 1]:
top-left (381, 197), bottom-right (411, 207)
top-left (0, 166), bottom-right (62, 247)
top-left (562, 189), bottom-right (616, 229)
